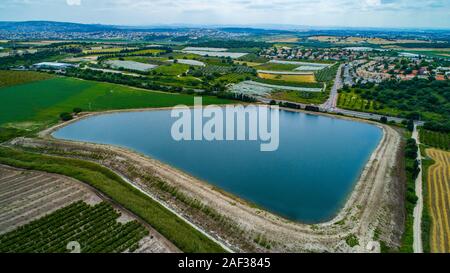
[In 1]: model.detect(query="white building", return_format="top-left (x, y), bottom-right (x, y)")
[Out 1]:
top-left (33, 62), bottom-right (74, 70)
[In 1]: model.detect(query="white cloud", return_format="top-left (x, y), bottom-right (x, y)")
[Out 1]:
top-left (66, 0), bottom-right (81, 6)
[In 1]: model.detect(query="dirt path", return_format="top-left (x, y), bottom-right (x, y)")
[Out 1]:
top-left (412, 123), bottom-right (424, 253)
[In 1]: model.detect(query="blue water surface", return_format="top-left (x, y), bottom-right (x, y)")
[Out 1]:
top-left (53, 108), bottom-right (382, 223)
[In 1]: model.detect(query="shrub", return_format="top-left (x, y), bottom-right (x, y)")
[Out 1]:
top-left (59, 112), bottom-right (73, 121)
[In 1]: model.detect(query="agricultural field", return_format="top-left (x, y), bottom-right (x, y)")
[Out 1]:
top-left (153, 63), bottom-right (190, 76)
top-left (0, 165), bottom-right (175, 253)
top-left (129, 49), bottom-right (165, 55)
top-left (271, 90), bottom-right (329, 105)
top-left (229, 81), bottom-right (273, 96)
top-left (314, 64), bottom-right (339, 82)
top-left (229, 80), bottom-right (322, 97)
top-left (183, 47), bottom-right (228, 52)
top-left (83, 47), bottom-right (130, 54)
top-left (171, 59), bottom-right (205, 66)
top-left (0, 70), bottom-right (54, 88)
top-left (268, 60), bottom-right (332, 72)
top-left (0, 201), bottom-right (148, 253)
top-left (339, 79), bottom-right (450, 123)
top-left (425, 148), bottom-right (450, 253)
top-left (0, 75), bottom-right (232, 134)
top-left (181, 48), bottom-right (248, 59)
top-left (234, 61), bottom-right (261, 67)
top-left (420, 130), bottom-right (450, 151)
top-left (257, 72), bottom-right (316, 83)
top-left (307, 36), bottom-right (430, 45)
top-left (255, 62), bottom-right (299, 71)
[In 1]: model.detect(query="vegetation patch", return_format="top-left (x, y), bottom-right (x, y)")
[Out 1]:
top-left (0, 76), bottom-right (231, 137)
top-left (345, 234), bottom-right (359, 247)
top-left (0, 201), bottom-right (148, 253)
top-left (257, 72), bottom-right (316, 83)
top-left (425, 148), bottom-right (450, 253)
top-left (399, 137), bottom-right (420, 253)
top-left (420, 130), bottom-right (450, 151)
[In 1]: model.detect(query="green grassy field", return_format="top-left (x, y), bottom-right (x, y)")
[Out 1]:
top-left (0, 70), bottom-right (54, 88)
top-left (0, 76), bottom-right (231, 129)
top-left (271, 90), bottom-right (329, 105)
top-left (0, 147), bottom-right (226, 253)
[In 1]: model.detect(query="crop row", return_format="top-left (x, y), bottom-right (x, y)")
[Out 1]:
top-left (315, 63), bottom-right (339, 82)
top-left (195, 65), bottom-right (254, 75)
top-left (420, 130), bottom-right (450, 150)
top-left (0, 201), bottom-right (148, 253)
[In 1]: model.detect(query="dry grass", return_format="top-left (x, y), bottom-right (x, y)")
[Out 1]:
top-left (426, 148), bottom-right (450, 253)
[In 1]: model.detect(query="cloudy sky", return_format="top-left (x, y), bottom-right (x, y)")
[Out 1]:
top-left (0, 0), bottom-right (449, 29)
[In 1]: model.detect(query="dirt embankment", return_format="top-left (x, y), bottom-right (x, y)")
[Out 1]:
top-left (8, 114), bottom-right (404, 253)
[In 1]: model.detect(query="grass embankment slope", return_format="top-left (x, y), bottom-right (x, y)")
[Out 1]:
top-left (0, 147), bottom-right (226, 253)
top-left (0, 71), bottom-right (232, 140)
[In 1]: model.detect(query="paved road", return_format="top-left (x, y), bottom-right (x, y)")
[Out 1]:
top-left (321, 64), bottom-right (343, 110)
top-left (412, 122), bottom-right (424, 253)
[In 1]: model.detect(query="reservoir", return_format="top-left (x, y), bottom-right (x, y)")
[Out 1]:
top-left (53, 108), bottom-right (382, 223)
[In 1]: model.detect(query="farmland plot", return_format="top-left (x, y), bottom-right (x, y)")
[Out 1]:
top-left (196, 65), bottom-right (254, 75)
top-left (426, 149), bottom-right (450, 253)
top-left (181, 47), bottom-right (248, 59)
top-left (269, 60), bottom-right (332, 72)
top-left (230, 80), bottom-right (322, 97)
top-left (105, 60), bottom-right (157, 72)
top-left (258, 72), bottom-right (316, 83)
top-left (169, 59), bottom-right (205, 66)
top-left (0, 165), bottom-right (177, 253)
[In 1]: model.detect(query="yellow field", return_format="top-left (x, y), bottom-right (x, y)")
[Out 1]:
top-left (426, 148), bottom-right (450, 253)
top-left (257, 72), bottom-right (316, 83)
top-left (18, 40), bottom-right (65, 45)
